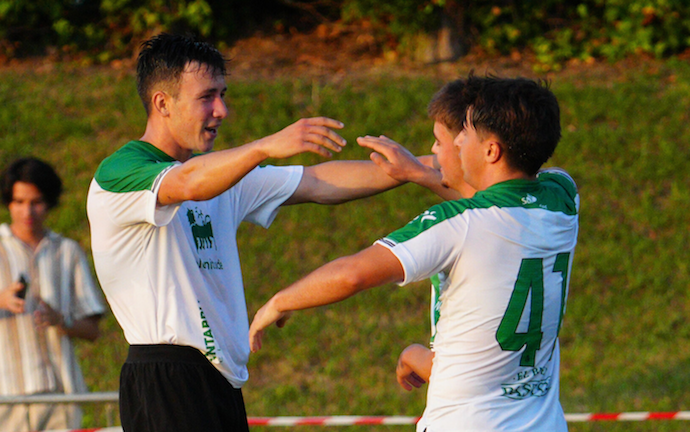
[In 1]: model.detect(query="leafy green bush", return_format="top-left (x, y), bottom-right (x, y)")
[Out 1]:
top-left (2, 0), bottom-right (690, 67)
top-left (340, 0), bottom-right (690, 67)
top-left (0, 0), bottom-right (270, 60)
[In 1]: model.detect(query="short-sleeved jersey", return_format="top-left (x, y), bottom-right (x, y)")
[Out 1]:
top-left (377, 169), bottom-right (579, 432)
top-left (87, 140), bottom-right (303, 388)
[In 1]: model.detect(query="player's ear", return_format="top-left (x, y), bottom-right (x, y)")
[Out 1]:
top-left (151, 91), bottom-right (171, 117)
top-left (484, 137), bottom-right (503, 164)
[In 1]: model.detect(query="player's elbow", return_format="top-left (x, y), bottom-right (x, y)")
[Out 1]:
top-left (334, 259), bottom-right (374, 295)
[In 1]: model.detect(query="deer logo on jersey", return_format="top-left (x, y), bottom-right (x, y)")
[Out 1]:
top-left (187, 208), bottom-right (217, 251)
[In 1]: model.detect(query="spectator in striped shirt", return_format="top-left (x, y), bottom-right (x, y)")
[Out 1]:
top-left (0, 157), bottom-right (106, 432)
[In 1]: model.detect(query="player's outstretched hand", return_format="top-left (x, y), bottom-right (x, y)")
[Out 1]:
top-left (256, 117), bottom-right (346, 160)
top-left (249, 299), bottom-right (292, 352)
top-left (357, 135), bottom-right (431, 184)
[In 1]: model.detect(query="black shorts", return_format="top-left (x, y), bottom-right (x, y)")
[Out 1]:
top-left (120, 345), bottom-right (249, 432)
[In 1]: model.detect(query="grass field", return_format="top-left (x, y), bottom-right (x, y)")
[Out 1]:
top-left (1, 58), bottom-right (689, 432)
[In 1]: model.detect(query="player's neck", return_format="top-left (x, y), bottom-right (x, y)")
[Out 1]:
top-left (478, 166), bottom-right (534, 191)
top-left (140, 122), bottom-right (192, 162)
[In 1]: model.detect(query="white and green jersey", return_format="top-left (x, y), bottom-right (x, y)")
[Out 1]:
top-left (377, 168), bottom-right (579, 432)
top-left (87, 141), bottom-right (302, 388)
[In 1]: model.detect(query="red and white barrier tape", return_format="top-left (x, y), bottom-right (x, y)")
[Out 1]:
top-left (564, 411), bottom-right (690, 422)
top-left (40, 412), bottom-right (690, 431)
top-left (249, 416), bottom-right (419, 426)
top-left (248, 412), bottom-right (690, 425)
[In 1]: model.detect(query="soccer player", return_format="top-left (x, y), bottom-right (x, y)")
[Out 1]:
top-left (86, 33), bottom-right (446, 432)
top-left (250, 75), bottom-right (579, 432)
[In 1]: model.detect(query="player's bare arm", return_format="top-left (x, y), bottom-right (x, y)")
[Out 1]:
top-left (249, 244), bottom-right (404, 352)
top-left (357, 135), bottom-right (466, 201)
top-left (283, 159), bottom-right (405, 205)
top-left (158, 117), bottom-right (347, 206)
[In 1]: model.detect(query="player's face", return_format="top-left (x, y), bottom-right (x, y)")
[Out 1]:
top-left (454, 113), bottom-right (487, 190)
top-left (167, 62), bottom-right (228, 159)
top-left (431, 121), bottom-right (465, 191)
top-left (9, 182), bottom-right (48, 237)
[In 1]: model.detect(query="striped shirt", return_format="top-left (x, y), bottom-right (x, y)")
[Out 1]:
top-left (0, 223), bottom-right (105, 396)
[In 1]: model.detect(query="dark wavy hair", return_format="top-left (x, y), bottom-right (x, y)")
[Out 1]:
top-left (136, 33), bottom-right (228, 115)
top-left (465, 75), bottom-right (561, 176)
top-left (427, 78), bottom-right (480, 135)
top-left (1, 157), bottom-right (63, 209)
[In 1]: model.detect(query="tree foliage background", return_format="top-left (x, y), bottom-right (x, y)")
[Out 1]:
top-left (2, 0), bottom-right (690, 67)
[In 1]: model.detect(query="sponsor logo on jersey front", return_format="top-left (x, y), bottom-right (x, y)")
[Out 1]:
top-left (187, 207), bottom-right (217, 251)
top-left (187, 206), bottom-right (225, 270)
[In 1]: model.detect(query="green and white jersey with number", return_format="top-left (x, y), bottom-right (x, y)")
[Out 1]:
top-left (377, 168), bottom-right (578, 432)
top-left (87, 140), bottom-right (303, 388)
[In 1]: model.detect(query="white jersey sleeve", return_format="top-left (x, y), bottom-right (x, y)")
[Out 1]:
top-left (231, 165), bottom-right (304, 228)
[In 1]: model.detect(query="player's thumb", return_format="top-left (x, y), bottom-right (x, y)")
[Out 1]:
top-left (276, 311), bottom-right (292, 328)
top-left (369, 152), bottom-right (388, 167)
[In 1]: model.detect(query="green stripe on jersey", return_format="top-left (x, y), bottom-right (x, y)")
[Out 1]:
top-left (385, 175), bottom-right (577, 244)
top-left (94, 141), bottom-right (177, 193)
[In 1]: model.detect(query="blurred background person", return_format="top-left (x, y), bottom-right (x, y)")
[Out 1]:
top-left (0, 157), bottom-right (105, 432)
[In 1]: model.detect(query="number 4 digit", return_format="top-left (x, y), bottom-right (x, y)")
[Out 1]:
top-left (496, 253), bottom-right (570, 367)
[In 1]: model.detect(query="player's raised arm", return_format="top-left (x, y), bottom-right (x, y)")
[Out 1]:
top-left (158, 117), bottom-right (347, 206)
top-left (249, 244), bottom-right (404, 352)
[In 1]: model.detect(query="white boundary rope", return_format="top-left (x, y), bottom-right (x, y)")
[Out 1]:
top-left (33, 412), bottom-right (690, 431)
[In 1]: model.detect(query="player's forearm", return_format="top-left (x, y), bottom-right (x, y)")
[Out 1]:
top-left (412, 167), bottom-right (464, 201)
top-left (291, 160), bottom-right (404, 205)
top-left (271, 245), bottom-right (403, 312)
top-left (404, 156), bottom-right (466, 200)
top-left (271, 257), bottom-right (369, 312)
top-left (250, 245), bottom-right (403, 352)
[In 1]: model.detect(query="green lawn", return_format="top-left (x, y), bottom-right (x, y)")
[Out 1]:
top-left (0, 59), bottom-right (689, 431)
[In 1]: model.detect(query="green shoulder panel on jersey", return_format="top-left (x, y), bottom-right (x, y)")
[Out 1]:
top-left (487, 177), bottom-right (578, 216)
top-left (384, 177), bottom-right (577, 245)
top-left (537, 170), bottom-right (578, 203)
top-left (94, 141), bottom-right (178, 193)
top-left (384, 199), bottom-right (487, 244)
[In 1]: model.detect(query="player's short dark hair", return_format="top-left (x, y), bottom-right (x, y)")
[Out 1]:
top-left (136, 33), bottom-right (228, 115)
top-left (1, 157), bottom-right (63, 209)
top-left (427, 79), bottom-right (478, 134)
top-left (465, 75), bottom-right (561, 176)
